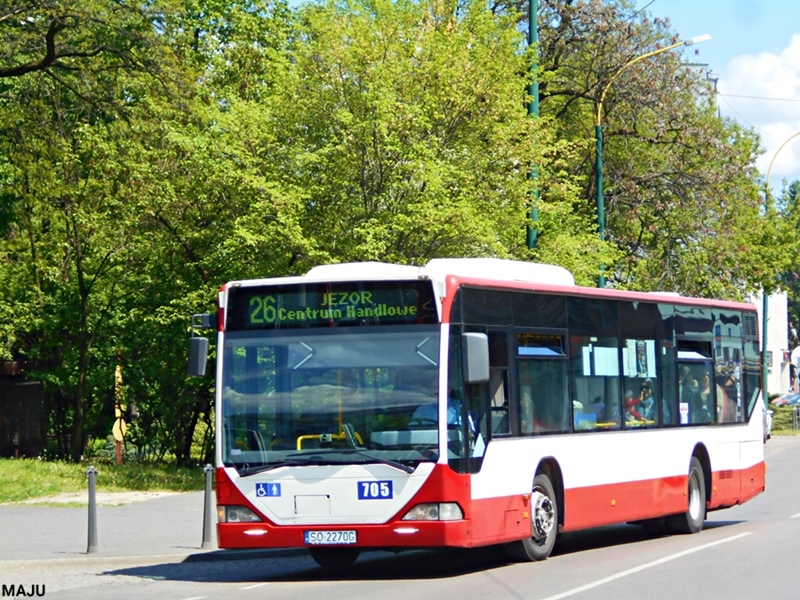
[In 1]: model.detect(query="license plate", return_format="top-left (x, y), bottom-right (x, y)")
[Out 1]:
top-left (304, 530), bottom-right (357, 545)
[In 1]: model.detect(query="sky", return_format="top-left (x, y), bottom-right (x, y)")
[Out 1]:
top-left (641, 0), bottom-right (800, 195)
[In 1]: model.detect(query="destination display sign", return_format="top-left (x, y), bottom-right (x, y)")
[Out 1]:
top-left (225, 280), bottom-right (438, 330)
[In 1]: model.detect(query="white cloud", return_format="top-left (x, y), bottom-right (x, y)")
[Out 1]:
top-left (718, 34), bottom-right (800, 186)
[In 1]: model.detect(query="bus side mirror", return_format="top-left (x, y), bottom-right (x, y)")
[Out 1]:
top-left (187, 312), bottom-right (217, 377)
top-left (188, 336), bottom-right (209, 377)
top-left (462, 332), bottom-right (489, 384)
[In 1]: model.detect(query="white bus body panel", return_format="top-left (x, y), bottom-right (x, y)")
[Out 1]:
top-left (471, 416), bottom-right (764, 502)
top-left (229, 463), bottom-right (434, 526)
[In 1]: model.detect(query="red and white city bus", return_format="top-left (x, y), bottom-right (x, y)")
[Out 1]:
top-left (188, 258), bottom-right (765, 568)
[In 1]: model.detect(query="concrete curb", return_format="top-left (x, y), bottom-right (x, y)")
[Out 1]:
top-left (0, 548), bottom-right (308, 570)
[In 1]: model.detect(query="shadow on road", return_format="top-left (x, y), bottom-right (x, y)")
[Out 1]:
top-left (552, 518), bottom-right (743, 557)
top-left (105, 519), bottom-right (744, 584)
top-left (105, 547), bottom-right (508, 584)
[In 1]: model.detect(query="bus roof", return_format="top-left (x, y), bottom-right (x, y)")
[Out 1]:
top-left (223, 258), bottom-right (754, 312)
top-left (230, 258), bottom-right (575, 287)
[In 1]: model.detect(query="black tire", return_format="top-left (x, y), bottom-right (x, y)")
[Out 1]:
top-left (308, 547), bottom-right (360, 569)
top-left (504, 473), bottom-right (558, 561)
top-left (667, 456), bottom-right (706, 534)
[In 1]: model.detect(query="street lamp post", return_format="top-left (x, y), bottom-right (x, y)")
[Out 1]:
top-left (526, 0), bottom-right (540, 250)
top-left (762, 130), bottom-right (800, 401)
top-left (594, 34), bottom-right (711, 288)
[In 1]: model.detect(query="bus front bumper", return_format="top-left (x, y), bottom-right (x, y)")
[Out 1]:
top-left (217, 519), bottom-right (473, 550)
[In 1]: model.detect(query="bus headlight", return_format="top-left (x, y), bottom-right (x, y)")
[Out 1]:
top-left (218, 505), bottom-right (262, 523)
top-left (402, 503), bottom-right (463, 521)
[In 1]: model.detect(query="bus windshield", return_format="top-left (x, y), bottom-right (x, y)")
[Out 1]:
top-left (220, 325), bottom-right (442, 474)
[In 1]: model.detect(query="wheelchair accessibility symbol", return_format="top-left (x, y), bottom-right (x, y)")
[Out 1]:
top-left (256, 482), bottom-right (281, 497)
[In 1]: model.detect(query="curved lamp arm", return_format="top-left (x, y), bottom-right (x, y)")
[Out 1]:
top-left (595, 34), bottom-right (711, 127)
top-left (592, 33), bottom-right (709, 288)
top-left (765, 130), bottom-right (800, 200)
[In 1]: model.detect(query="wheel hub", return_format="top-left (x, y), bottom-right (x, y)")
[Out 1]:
top-left (532, 490), bottom-right (555, 540)
top-left (688, 471), bottom-right (701, 518)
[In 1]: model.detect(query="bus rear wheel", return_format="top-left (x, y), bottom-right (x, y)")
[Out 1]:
top-left (667, 456), bottom-right (706, 534)
top-left (309, 547), bottom-right (360, 569)
top-left (505, 473), bottom-right (558, 561)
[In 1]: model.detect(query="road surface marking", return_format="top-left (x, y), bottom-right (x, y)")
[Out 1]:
top-left (538, 532), bottom-right (753, 600)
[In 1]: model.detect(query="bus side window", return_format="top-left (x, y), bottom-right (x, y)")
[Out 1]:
top-left (717, 372), bottom-right (741, 423)
top-left (622, 339), bottom-right (658, 427)
top-left (518, 360), bottom-right (569, 433)
top-left (517, 332), bottom-right (569, 434)
top-left (715, 310), bottom-right (745, 423)
top-left (692, 364), bottom-right (715, 424)
top-left (570, 335), bottom-right (621, 431)
top-left (487, 331), bottom-right (510, 436)
top-left (489, 369), bottom-right (509, 435)
top-left (677, 341), bottom-right (715, 425)
top-left (660, 341), bottom-right (679, 426)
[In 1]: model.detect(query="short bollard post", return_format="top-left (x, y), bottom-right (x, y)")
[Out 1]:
top-left (201, 464), bottom-right (215, 549)
top-left (86, 466), bottom-right (99, 554)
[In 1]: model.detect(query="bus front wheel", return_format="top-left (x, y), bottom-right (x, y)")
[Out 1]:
top-left (505, 473), bottom-right (558, 561)
top-left (667, 456), bottom-right (706, 534)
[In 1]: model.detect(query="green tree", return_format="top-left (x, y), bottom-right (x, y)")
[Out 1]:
top-left (5, 0), bottom-right (786, 465)
top-left (99, 0), bottom-right (298, 463)
top-left (213, 0), bottom-right (606, 284)
top-left (0, 104), bottom-right (144, 458)
top-left (0, 0), bottom-right (188, 460)
top-left (776, 180), bottom-right (800, 347)
top-left (536, 0), bottom-right (783, 298)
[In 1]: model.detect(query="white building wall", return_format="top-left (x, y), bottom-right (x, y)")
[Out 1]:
top-left (753, 291), bottom-right (789, 398)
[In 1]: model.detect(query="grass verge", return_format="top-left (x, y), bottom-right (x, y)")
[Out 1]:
top-left (769, 404), bottom-right (800, 436)
top-left (0, 459), bottom-right (205, 504)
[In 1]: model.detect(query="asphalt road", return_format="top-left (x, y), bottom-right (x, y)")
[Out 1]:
top-left (1, 435), bottom-right (798, 599)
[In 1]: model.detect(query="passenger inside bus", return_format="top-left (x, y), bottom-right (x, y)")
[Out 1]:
top-left (622, 378), bottom-right (656, 424)
top-left (640, 379), bottom-right (655, 419)
top-left (691, 368), bottom-right (714, 423)
top-left (698, 372), bottom-right (712, 403)
top-left (679, 364), bottom-right (715, 424)
top-left (717, 372), bottom-right (740, 423)
top-left (624, 390), bottom-right (644, 421)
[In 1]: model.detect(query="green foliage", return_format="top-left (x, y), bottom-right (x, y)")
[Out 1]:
top-left (0, 1), bottom-right (221, 463)
top-left (248, 0), bottom-right (598, 266)
top-left (0, 0), bottom-right (791, 465)
top-left (537, 0), bottom-right (784, 297)
top-left (776, 182), bottom-right (800, 345)
top-left (768, 404), bottom-right (799, 435)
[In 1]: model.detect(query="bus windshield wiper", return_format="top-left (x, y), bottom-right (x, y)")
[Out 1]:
top-left (238, 455), bottom-right (339, 476)
top-left (289, 449), bottom-right (415, 473)
top-left (339, 450), bottom-right (416, 473)
top-left (238, 450), bottom-right (416, 475)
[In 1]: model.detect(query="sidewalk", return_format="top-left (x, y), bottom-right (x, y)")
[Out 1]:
top-left (0, 491), bottom-right (216, 563)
